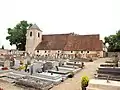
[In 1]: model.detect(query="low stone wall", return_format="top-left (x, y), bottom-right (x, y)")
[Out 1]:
top-left (107, 52), bottom-right (120, 58)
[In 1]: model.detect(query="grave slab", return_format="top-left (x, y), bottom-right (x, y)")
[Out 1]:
top-left (87, 79), bottom-right (120, 90)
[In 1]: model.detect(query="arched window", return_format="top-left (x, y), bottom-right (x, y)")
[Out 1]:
top-left (30, 32), bottom-right (32, 36)
top-left (38, 33), bottom-right (40, 37)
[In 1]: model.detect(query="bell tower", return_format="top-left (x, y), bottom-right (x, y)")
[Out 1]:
top-left (26, 24), bottom-right (42, 55)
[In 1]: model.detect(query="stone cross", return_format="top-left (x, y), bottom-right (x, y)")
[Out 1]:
top-left (107, 76), bottom-right (110, 83)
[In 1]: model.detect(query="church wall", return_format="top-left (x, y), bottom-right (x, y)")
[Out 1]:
top-left (35, 50), bottom-right (104, 58)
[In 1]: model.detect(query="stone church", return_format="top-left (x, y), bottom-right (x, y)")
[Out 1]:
top-left (26, 24), bottom-right (106, 59)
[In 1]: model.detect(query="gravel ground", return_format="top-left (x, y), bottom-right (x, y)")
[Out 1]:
top-left (0, 58), bottom-right (109, 90)
top-left (0, 79), bottom-right (23, 90)
top-left (50, 58), bottom-right (109, 90)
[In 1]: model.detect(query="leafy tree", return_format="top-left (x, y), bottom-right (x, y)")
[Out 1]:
top-left (2, 45), bottom-right (4, 49)
top-left (104, 30), bottom-right (120, 52)
top-left (6, 20), bottom-right (32, 50)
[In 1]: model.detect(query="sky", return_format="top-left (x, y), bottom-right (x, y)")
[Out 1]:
top-left (0, 0), bottom-right (119, 49)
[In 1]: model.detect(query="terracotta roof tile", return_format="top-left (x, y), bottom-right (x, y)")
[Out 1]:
top-left (35, 34), bottom-right (103, 51)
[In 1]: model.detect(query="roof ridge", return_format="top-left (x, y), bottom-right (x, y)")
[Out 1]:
top-left (43, 33), bottom-right (71, 36)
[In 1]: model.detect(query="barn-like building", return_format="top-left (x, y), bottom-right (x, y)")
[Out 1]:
top-left (26, 24), bottom-right (107, 59)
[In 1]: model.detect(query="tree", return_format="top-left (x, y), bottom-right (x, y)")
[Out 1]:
top-left (104, 30), bottom-right (120, 52)
top-left (6, 20), bottom-right (32, 50)
top-left (2, 45), bottom-right (4, 49)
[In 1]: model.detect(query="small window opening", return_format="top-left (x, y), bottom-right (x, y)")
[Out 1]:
top-left (81, 51), bottom-right (83, 53)
top-left (45, 51), bottom-right (47, 53)
top-left (71, 51), bottom-right (73, 53)
top-left (87, 51), bottom-right (89, 53)
top-left (30, 32), bottom-right (32, 36)
top-left (37, 50), bottom-right (39, 53)
top-left (38, 33), bottom-right (40, 37)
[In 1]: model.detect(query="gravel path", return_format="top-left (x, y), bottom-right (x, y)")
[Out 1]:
top-left (0, 79), bottom-right (23, 90)
top-left (50, 58), bottom-right (109, 90)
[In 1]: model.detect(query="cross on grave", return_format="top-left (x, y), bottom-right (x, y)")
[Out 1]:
top-left (107, 75), bottom-right (110, 83)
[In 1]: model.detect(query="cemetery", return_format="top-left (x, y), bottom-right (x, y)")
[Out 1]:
top-left (0, 55), bottom-right (85, 90)
top-left (87, 55), bottom-right (120, 90)
top-left (95, 55), bottom-right (120, 81)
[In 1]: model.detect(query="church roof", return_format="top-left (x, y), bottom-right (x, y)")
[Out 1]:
top-left (29, 24), bottom-right (42, 31)
top-left (35, 33), bottom-right (103, 51)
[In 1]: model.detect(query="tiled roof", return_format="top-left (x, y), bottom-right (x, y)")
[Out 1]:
top-left (35, 33), bottom-right (103, 51)
top-left (36, 34), bottom-right (69, 50)
top-left (29, 24), bottom-right (42, 31)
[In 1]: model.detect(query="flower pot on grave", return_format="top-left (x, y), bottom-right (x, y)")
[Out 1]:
top-left (82, 87), bottom-right (86, 90)
top-left (81, 76), bottom-right (89, 90)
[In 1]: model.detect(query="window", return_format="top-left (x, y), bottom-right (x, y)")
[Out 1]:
top-left (58, 51), bottom-right (60, 53)
top-left (38, 33), bottom-right (40, 37)
top-left (81, 51), bottom-right (83, 53)
top-left (45, 51), bottom-right (47, 53)
top-left (37, 50), bottom-right (39, 53)
top-left (87, 51), bottom-right (89, 53)
top-left (30, 32), bottom-right (32, 36)
top-left (71, 51), bottom-right (73, 53)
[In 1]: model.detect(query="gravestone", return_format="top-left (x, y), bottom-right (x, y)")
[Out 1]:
top-left (118, 61), bottom-right (120, 67)
top-left (30, 65), bottom-right (33, 75)
top-left (4, 60), bottom-right (10, 68)
top-left (59, 61), bottom-right (64, 67)
top-left (43, 62), bottom-right (53, 71)
top-left (33, 63), bottom-right (43, 73)
top-left (14, 59), bottom-right (20, 69)
top-left (55, 66), bottom-right (59, 71)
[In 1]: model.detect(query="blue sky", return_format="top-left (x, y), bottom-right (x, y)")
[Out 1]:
top-left (0, 0), bottom-right (118, 49)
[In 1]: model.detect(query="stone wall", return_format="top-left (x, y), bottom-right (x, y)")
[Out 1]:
top-left (107, 52), bottom-right (120, 58)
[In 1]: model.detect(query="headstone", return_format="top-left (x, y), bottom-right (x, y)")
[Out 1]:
top-left (4, 60), bottom-right (10, 68)
top-left (36, 68), bottom-right (42, 73)
top-left (55, 66), bottom-right (59, 71)
top-left (30, 65), bottom-right (33, 75)
top-left (32, 63), bottom-right (43, 73)
top-left (14, 59), bottom-right (20, 69)
top-left (118, 61), bottom-right (120, 67)
top-left (43, 62), bottom-right (53, 71)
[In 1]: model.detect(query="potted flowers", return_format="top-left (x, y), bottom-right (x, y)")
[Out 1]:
top-left (81, 76), bottom-right (89, 90)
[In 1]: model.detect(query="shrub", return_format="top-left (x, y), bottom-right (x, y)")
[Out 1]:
top-left (18, 65), bottom-right (25, 70)
top-left (81, 76), bottom-right (89, 87)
